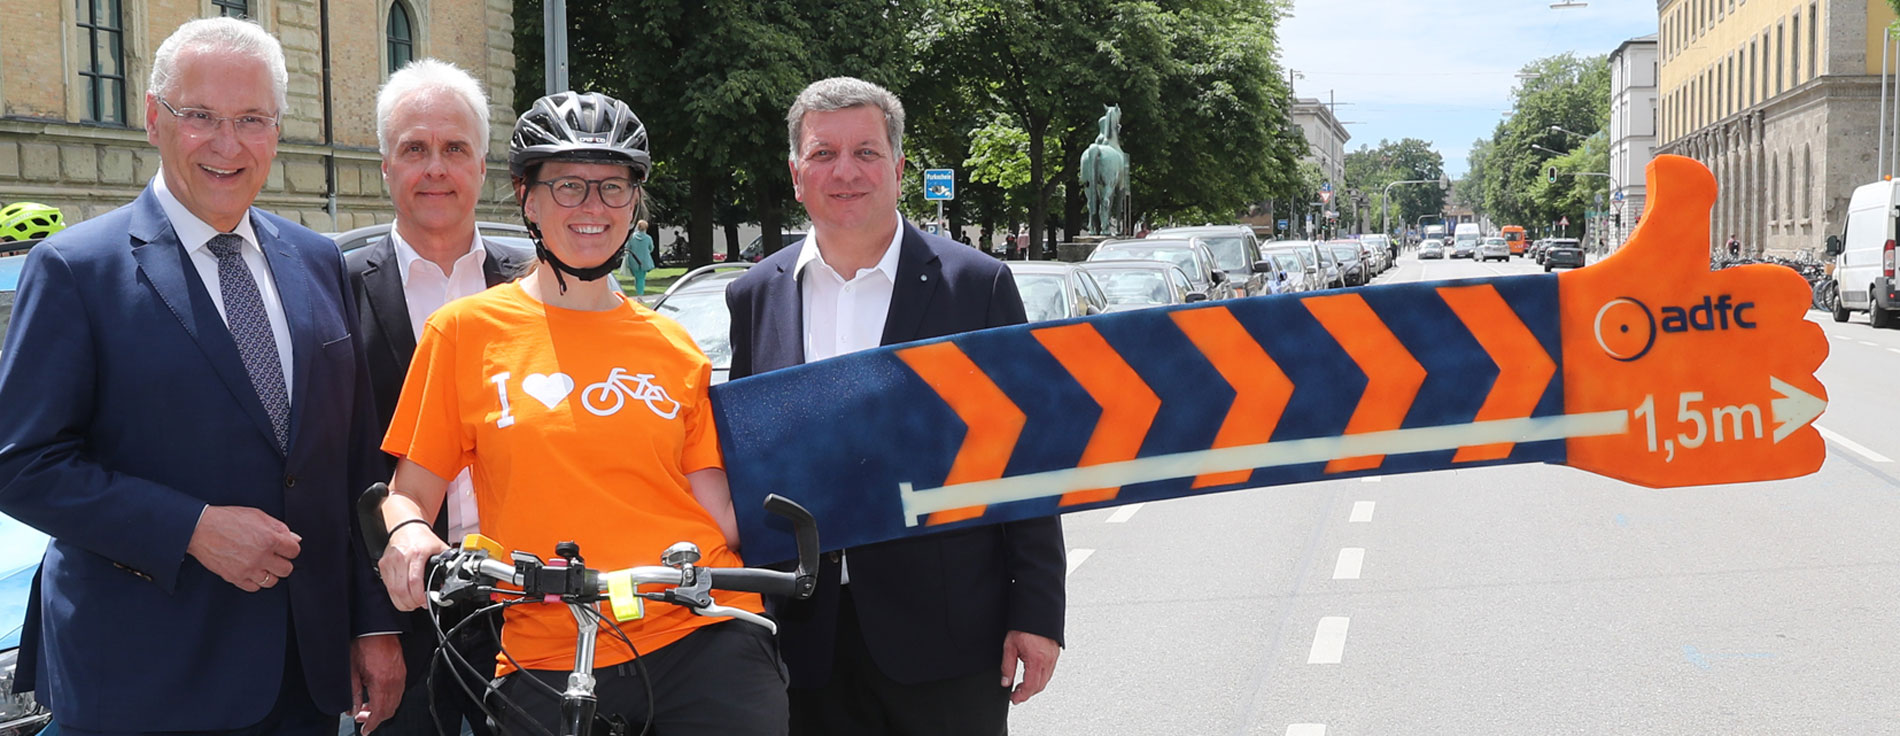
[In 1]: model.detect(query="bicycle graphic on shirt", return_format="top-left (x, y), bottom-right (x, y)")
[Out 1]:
top-left (582, 367), bottom-right (680, 419)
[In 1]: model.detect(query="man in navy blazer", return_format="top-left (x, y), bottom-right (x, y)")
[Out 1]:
top-left (726, 77), bottom-right (1065, 735)
top-left (0, 18), bottom-right (403, 735)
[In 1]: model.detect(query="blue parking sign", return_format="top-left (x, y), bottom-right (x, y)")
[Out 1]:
top-left (923, 169), bottom-right (955, 201)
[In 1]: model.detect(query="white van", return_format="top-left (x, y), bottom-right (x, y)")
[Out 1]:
top-left (1451, 223), bottom-right (1482, 259)
top-left (1831, 179), bottom-right (1900, 326)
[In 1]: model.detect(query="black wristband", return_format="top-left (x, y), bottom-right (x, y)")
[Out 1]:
top-left (388, 517), bottom-right (431, 538)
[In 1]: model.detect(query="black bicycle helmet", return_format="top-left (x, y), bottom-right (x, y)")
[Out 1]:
top-left (509, 91), bottom-right (652, 182)
top-left (509, 91), bottom-right (652, 292)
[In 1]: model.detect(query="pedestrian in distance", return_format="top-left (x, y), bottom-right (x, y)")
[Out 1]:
top-left (372, 90), bottom-right (788, 735)
top-left (0, 16), bottom-right (404, 734)
top-left (624, 218), bottom-right (657, 295)
top-left (1727, 234), bottom-right (1742, 259)
top-left (344, 57), bottom-right (529, 736)
top-left (726, 76), bottom-right (1066, 736)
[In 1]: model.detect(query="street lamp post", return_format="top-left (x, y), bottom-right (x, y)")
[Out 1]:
top-left (1382, 174), bottom-right (1452, 242)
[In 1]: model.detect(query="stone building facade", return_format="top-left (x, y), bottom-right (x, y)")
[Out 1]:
top-left (1656, 0), bottom-right (1892, 256)
top-left (1292, 97), bottom-right (1350, 191)
top-left (0, 0), bottom-right (518, 232)
top-left (1609, 34), bottom-right (1658, 248)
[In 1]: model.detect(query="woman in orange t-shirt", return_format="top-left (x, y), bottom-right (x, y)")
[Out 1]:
top-left (372, 91), bottom-right (786, 734)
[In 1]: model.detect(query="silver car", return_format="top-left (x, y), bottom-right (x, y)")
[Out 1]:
top-left (1076, 261), bottom-right (1205, 312)
top-left (1088, 238), bottom-right (1235, 300)
top-left (1005, 261), bottom-right (1109, 322)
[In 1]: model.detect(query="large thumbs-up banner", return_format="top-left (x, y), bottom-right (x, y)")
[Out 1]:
top-left (713, 155), bottom-right (1828, 564)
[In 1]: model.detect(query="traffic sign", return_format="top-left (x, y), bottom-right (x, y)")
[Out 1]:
top-left (923, 169), bottom-right (955, 201)
top-left (716, 154), bottom-right (1826, 563)
top-left (1559, 216), bottom-right (1570, 227)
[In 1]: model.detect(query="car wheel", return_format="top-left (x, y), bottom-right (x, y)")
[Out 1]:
top-left (1545, 264), bottom-right (1553, 272)
top-left (1833, 299), bottom-right (1852, 323)
top-left (1875, 306), bottom-right (1894, 329)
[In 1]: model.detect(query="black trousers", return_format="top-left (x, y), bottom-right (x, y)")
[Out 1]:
top-left (788, 588), bottom-right (1009, 736)
top-left (490, 621), bottom-right (788, 736)
top-left (377, 606), bottom-right (503, 736)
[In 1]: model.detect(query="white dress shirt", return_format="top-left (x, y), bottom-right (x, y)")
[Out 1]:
top-left (390, 224), bottom-right (489, 541)
top-left (152, 171), bottom-right (294, 402)
top-left (796, 218), bottom-right (904, 584)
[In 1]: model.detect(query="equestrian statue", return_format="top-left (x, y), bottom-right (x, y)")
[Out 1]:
top-left (1080, 105), bottom-right (1129, 236)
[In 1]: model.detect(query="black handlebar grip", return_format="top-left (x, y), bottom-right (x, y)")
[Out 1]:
top-left (762, 494), bottom-right (820, 599)
top-left (706, 567), bottom-right (798, 597)
top-left (358, 483), bottom-right (392, 562)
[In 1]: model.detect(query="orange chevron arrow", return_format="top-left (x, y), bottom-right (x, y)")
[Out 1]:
top-left (1032, 323), bottom-right (1160, 506)
top-left (1303, 293), bottom-right (1426, 472)
top-left (1169, 307), bottom-right (1294, 488)
top-left (1437, 284), bottom-right (1557, 462)
top-left (895, 342), bottom-right (1025, 525)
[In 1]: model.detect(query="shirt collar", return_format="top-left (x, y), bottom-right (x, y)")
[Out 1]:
top-left (794, 216), bottom-right (904, 282)
top-left (388, 222), bottom-right (487, 285)
top-left (152, 168), bottom-right (260, 255)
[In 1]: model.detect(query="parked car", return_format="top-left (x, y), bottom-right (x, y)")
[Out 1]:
top-left (1, 250), bottom-right (26, 350)
top-left (1356, 238), bottom-right (1388, 274)
top-left (1829, 178), bottom-right (1900, 325)
top-left (740, 230), bottom-right (808, 263)
top-left (1266, 239), bottom-right (1340, 289)
top-left (1088, 238), bottom-right (1234, 300)
top-left (1542, 238), bottom-right (1585, 271)
top-left (1327, 240), bottom-right (1368, 286)
top-left (1360, 234), bottom-right (1394, 271)
top-left (327, 220), bottom-right (537, 258)
top-left (0, 513), bottom-right (50, 734)
top-left (1478, 236), bottom-right (1510, 262)
top-left (1149, 225), bottom-right (1273, 297)
top-left (1077, 261), bottom-right (1204, 312)
top-left (1005, 261), bottom-right (1108, 322)
top-left (1261, 247), bottom-right (1322, 294)
top-left (1419, 241), bottom-right (1445, 260)
top-left (649, 263), bottom-right (751, 384)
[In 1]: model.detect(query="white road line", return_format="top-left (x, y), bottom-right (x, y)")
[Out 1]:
top-left (1359, 476), bottom-right (1383, 483)
top-left (1104, 503), bottom-right (1144, 524)
top-left (1349, 501), bottom-right (1376, 523)
top-left (1333, 548), bottom-right (1365, 580)
top-left (1286, 726), bottom-right (1327, 736)
top-left (1886, 347), bottom-right (1900, 355)
top-left (1859, 340), bottom-right (1880, 347)
top-left (1066, 549), bottom-right (1094, 576)
top-left (1307, 617), bottom-right (1351, 664)
top-left (1830, 333), bottom-right (1853, 340)
top-left (1815, 425), bottom-right (1894, 463)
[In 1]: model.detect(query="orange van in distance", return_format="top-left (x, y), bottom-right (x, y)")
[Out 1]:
top-left (1501, 225), bottom-right (1527, 256)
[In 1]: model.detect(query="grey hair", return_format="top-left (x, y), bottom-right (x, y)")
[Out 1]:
top-left (376, 58), bottom-right (492, 156)
top-left (148, 17), bottom-right (288, 115)
top-left (786, 77), bottom-right (905, 161)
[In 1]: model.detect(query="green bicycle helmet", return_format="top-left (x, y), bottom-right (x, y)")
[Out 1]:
top-left (0, 202), bottom-right (63, 242)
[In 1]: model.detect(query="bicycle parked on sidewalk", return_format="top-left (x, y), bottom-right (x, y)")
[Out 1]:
top-left (359, 484), bottom-right (820, 736)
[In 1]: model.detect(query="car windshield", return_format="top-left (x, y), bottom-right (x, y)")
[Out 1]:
top-left (1090, 269), bottom-right (1172, 306)
top-left (1269, 252), bottom-right (1304, 273)
top-left (1485, 238), bottom-right (1505, 246)
top-left (1194, 236), bottom-right (1249, 273)
top-left (1330, 245), bottom-right (1359, 260)
top-left (1096, 245), bottom-right (1202, 282)
top-left (652, 291), bottom-right (732, 370)
top-left (1012, 274), bottom-right (1071, 323)
top-left (1549, 239), bottom-right (1581, 249)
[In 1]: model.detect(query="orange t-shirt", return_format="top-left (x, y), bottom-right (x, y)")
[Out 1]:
top-left (382, 281), bottom-right (760, 674)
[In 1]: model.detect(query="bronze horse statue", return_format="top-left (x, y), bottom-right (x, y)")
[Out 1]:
top-left (1080, 105), bottom-right (1128, 236)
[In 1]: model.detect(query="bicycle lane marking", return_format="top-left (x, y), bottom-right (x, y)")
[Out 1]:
top-left (1230, 488), bottom-right (1351, 736)
top-left (1349, 501), bottom-right (1375, 523)
top-left (1814, 425), bottom-right (1893, 463)
top-left (1306, 617), bottom-right (1350, 664)
top-left (1104, 503), bottom-right (1144, 523)
top-left (1066, 548), bottom-right (1095, 576)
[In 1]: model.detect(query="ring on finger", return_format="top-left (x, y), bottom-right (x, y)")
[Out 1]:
top-left (261, 573), bottom-right (275, 586)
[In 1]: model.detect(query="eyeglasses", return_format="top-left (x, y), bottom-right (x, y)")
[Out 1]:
top-left (533, 176), bottom-right (638, 208)
top-left (157, 97), bottom-right (280, 141)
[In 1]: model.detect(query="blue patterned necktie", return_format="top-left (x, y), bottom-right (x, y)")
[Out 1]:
top-left (207, 233), bottom-right (290, 450)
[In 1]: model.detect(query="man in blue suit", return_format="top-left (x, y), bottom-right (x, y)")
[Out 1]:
top-left (726, 77), bottom-right (1066, 736)
top-left (0, 17), bottom-right (404, 735)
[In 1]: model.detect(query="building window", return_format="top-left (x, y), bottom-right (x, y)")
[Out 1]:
top-left (387, 1), bottom-right (415, 74)
top-left (1776, 23), bottom-right (1785, 94)
top-left (212, 0), bottom-right (250, 17)
top-left (77, 0), bottom-right (127, 125)
top-left (1803, 145), bottom-right (1813, 223)
top-left (1792, 14), bottom-right (1800, 83)
top-left (1809, 4), bottom-right (1818, 79)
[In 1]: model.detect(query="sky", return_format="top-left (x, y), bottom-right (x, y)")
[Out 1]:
top-left (1278, 0), bottom-right (1661, 178)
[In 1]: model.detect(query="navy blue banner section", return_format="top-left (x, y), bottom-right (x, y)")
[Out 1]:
top-left (715, 276), bottom-right (1566, 564)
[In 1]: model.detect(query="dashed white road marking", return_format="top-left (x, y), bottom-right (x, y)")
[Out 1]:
top-left (1858, 340), bottom-right (1880, 347)
top-left (1066, 549), bottom-right (1094, 576)
top-left (1286, 726), bottom-right (1327, 736)
top-left (1307, 617), bottom-right (1351, 664)
top-left (1886, 347), bottom-right (1900, 356)
top-left (1830, 333), bottom-right (1852, 340)
top-left (1349, 501), bottom-right (1376, 523)
top-left (1358, 476), bottom-right (1382, 483)
top-left (1815, 425), bottom-right (1894, 463)
top-left (1333, 548), bottom-right (1365, 580)
top-left (1104, 503), bottom-right (1144, 524)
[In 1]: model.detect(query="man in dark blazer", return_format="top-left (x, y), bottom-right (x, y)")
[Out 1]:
top-left (0, 18), bottom-right (402, 735)
top-left (345, 57), bottom-right (526, 736)
top-left (727, 77), bottom-right (1066, 736)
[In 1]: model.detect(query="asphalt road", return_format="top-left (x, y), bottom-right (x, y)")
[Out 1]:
top-left (1009, 250), bottom-right (1900, 736)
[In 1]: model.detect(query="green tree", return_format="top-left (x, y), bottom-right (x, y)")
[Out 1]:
top-left (1474, 53), bottom-right (1610, 232)
top-left (1345, 138), bottom-right (1447, 237)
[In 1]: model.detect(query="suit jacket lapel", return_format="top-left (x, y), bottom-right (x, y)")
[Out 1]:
top-left (361, 238), bottom-right (418, 363)
top-left (880, 224), bottom-right (942, 346)
top-left (763, 258), bottom-right (806, 369)
top-left (127, 189), bottom-right (282, 453)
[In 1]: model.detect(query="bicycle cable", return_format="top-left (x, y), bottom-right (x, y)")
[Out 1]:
top-left (586, 604), bottom-right (656, 736)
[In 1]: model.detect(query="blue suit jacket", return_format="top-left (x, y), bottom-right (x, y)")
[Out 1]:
top-left (725, 222), bottom-right (1066, 687)
top-left (0, 185), bottom-right (396, 731)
